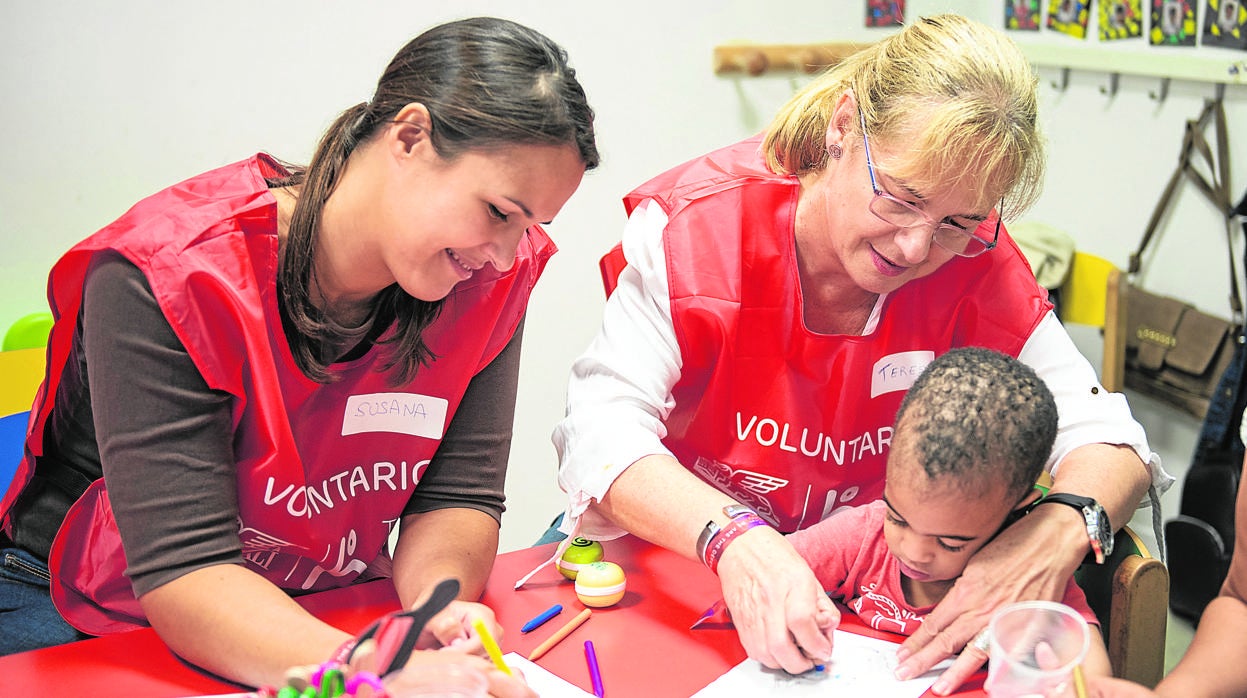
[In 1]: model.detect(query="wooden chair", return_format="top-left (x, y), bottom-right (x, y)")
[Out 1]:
top-left (1075, 525), bottom-right (1169, 687)
top-left (1055, 251), bottom-right (1127, 393)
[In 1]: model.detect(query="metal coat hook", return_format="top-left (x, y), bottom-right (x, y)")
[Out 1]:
top-left (1050, 66), bottom-right (1071, 91)
top-left (1100, 72), bottom-right (1120, 97)
top-left (1149, 77), bottom-right (1170, 102)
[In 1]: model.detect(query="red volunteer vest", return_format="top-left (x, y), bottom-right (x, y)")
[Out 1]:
top-left (0, 155), bottom-right (553, 634)
top-left (624, 137), bottom-right (1051, 532)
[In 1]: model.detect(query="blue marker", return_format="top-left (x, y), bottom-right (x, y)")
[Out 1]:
top-left (521, 603), bottom-right (564, 633)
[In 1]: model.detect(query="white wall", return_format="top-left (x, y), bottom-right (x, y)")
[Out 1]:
top-left (2, 1), bottom-right (1244, 553)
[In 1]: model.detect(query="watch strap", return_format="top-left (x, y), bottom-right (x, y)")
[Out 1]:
top-left (1030, 493), bottom-right (1112, 564)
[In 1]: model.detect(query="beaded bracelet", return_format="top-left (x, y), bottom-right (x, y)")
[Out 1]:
top-left (704, 512), bottom-right (770, 574)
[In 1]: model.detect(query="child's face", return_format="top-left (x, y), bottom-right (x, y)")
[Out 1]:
top-left (882, 469), bottom-right (1021, 585)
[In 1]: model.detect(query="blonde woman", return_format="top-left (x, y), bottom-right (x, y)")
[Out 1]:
top-left (552, 14), bottom-right (1164, 695)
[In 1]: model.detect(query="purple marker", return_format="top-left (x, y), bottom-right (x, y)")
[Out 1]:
top-left (584, 640), bottom-right (605, 697)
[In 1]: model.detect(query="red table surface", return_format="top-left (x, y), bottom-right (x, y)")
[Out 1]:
top-left (0, 535), bottom-right (985, 697)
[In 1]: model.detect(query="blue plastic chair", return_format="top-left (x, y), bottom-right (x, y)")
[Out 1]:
top-left (0, 411), bottom-right (29, 497)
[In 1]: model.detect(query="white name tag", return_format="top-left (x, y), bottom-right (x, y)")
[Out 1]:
top-left (870, 350), bottom-right (935, 398)
top-left (342, 392), bottom-right (448, 439)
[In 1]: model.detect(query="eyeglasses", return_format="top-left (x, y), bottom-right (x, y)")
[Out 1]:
top-left (857, 110), bottom-right (1001, 258)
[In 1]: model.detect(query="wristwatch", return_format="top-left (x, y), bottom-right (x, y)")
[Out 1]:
top-left (1030, 493), bottom-right (1114, 564)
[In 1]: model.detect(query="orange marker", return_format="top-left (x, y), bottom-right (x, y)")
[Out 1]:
top-left (528, 608), bottom-right (593, 661)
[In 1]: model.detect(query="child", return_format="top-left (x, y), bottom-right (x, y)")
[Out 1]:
top-left (788, 347), bottom-right (1112, 675)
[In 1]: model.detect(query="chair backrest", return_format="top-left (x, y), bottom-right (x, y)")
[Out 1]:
top-left (3, 312), bottom-right (53, 352)
top-left (0, 347), bottom-right (44, 499)
top-left (1056, 251), bottom-right (1127, 393)
top-left (0, 348), bottom-right (46, 417)
top-left (0, 411), bottom-right (29, 498)
top-left (1074, 525), bottom-right (1169, 687)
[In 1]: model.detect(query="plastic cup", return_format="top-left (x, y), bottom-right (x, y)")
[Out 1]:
top-left (382, 662), bottom-right (490, 698)
top-left (984, 600), bottom-right (1091, 697)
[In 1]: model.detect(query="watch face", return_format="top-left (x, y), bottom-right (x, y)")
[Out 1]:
top-left (1035, 493), bottom-right (1113, 563)
top-left (1091, 502), bottom-right (1114, 558)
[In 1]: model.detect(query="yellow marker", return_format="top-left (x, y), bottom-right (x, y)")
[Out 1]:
top-left (1072, 664), bottom-right (1088, 698)
top-left (473, 618), bottom-right (513, 676)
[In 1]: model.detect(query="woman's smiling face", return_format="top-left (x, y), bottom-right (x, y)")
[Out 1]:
top-left (382, 141), bottom-right (585, 302)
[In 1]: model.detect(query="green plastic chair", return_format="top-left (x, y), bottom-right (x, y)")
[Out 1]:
top-left (2, 312), bottom-right (53, 351)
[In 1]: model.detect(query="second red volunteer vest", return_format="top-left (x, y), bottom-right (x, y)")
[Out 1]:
top-left (625, 136), bottom-right (1051, 532)
top-left (1, 155), bottom-right (553, 634)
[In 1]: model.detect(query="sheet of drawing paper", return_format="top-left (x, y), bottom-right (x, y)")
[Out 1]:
top-left (504, 653), bottom-right (594, 697)
top-left (691, 630), bottom-right (953, 697)
top-left (1150, 0), bottom-right (1198, 44)
top-left (1100, 0), bottom-right (1145, 39)
top-left (1005, 0), bottom-right (1042, 30)
top-left (1047, 0), bottom-right (1093, 38)
top-left (1202, 0), bottom-right (1247, 49)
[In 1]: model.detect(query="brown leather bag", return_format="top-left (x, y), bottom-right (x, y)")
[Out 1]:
top-left (1123, 98), bottom-right (1241, 421)
top-left (1123, 288), bottom-right (1238, 419)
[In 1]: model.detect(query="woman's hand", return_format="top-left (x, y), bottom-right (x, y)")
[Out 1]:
top-left (895, 504), bottom-right (1083, 695)
top-left (416, 600), bottom-right (501, 654)
top-left (717, 526), bottom-right (839, 674)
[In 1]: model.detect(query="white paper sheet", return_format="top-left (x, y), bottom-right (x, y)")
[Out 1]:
top-left (692, 629), bottom-right (954, 697)
top-left (505, 652), bottom-right (595, 697)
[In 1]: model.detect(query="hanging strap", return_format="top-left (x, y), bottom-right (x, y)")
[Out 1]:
top-left (1128, 98), bottom-right (1242, 327)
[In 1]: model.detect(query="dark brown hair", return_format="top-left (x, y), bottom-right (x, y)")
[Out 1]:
top-left (272, 17), bottom-right (599, 383)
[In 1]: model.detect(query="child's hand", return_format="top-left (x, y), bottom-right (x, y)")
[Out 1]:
top-left (390, 651), bottom-right (537, 698)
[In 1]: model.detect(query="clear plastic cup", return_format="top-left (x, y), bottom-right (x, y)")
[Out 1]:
top-left (382, 662), bottom-right (490, 697)
top-left (984, 600), bottom-right (1091, 697)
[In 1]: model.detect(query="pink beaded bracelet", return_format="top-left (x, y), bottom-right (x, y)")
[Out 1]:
top-left (704, 512), bottom-right (770, 574)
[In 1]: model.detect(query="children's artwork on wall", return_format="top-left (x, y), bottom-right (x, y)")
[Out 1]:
top-left (1006, 0), bottom-right (1042, 30)
top-left (1150, 0), bottom-right (1198, 44)
top-left (1202, 0), bottom-right (1247, 49)
top-left (866, 0), bottom-right (904, 27)
top-left (1100, 0), bottom-right (1145, 39)
top-left (1047, 0), bottom-right (1092, 38)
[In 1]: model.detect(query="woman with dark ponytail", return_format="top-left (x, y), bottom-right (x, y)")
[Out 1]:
top-left (0, 17), bottom-right (596, 694)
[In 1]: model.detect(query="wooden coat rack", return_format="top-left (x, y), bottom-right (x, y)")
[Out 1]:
top-left (713, 40), bottom-right (1247, 101)
top-left (712, 43), bottom-right (865, 76)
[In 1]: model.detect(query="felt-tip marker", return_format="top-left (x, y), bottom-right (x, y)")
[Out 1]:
top-left (585, 640), bottom-right (605, 697)
top-left (521, 603), bottom-right (564, 633)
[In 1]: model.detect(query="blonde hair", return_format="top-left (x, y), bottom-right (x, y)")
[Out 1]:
top-left (763, 13), bottom-right (1044, 220)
